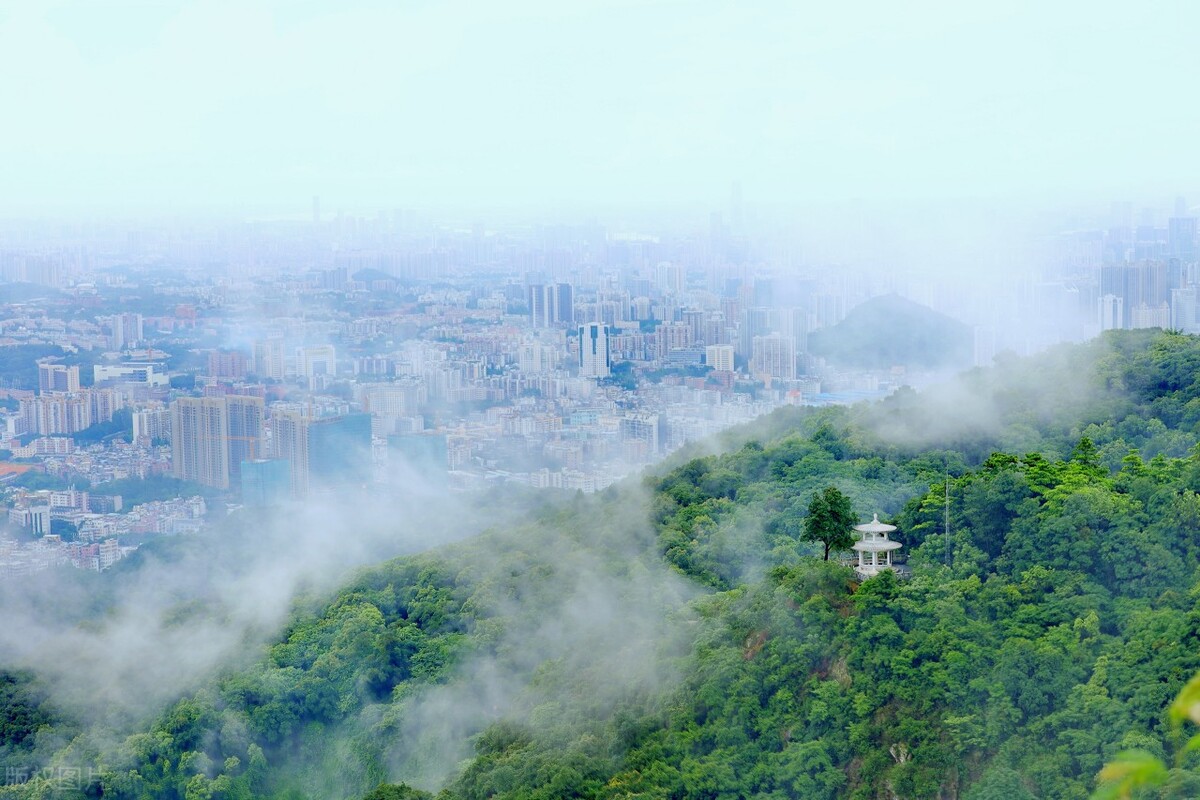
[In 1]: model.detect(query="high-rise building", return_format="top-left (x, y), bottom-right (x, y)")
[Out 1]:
top-left (171, 397), bottom-right (230, 489)
top-left (21, 394), bottom-right (91, 435)
top-left (170, 395), bottom-right (264, 490)
top-left (752, 333), bottom-right (796, 382)
top-left (705, 344), bottom-right (735, 372)
top-left (308, 413), bottom-right (372, 487)
top-left (738, 307), bottom-right (772, 361)
top-left (630, 296), bottom-right (653, 321)
top-left (271, 410), bottom-right (371, 497)
top-left (621, 413), bottom-right (662, 457)
top-left (1133, 225), bottom-right (1164, 260)
top-left (253, 338), bottom-right (285, 380)
top-left (578, 323), bottom-right (611, 378)
top-left (1133, 260), bottom-right (1169, 307)
top-left (271, 410), bottom-right (310, 497)
top-left (241, 459), bottom-right (291, 507)
top-left (1131, 303), bottom-right (1170, 329)
top-left (529, 283), bottom-right (574, 327)
top-left (778, 307), bottom-right (811, 355)
top-left (1100, 261), bottom-right (1170, 329)
top-left (527, 284), bottom-right (546, 325)
top-left (132, 407), bottom-right (171, 443)
top-left (9, 505), bottom-right (50, 535)
top-left (554, 282), bottom-right (574, 326)
top-left (89, 388), bottom-right (125, 425)
top-left (38, 363), bottom-right (80, 394)
top-left (363, 384), bottom-right (423, 417)
top-left (656, 323), bottom-right (693, 360)
top-left (681, 309), bottom-right (706, 345)
top-left (655, 262), bottom-right (683, 295)
top-left (753, 277), bottom-right (774, 308)
top-left (1171, 287), bottom-right (1199, 333)
top-left (209, 349), bottom-right (249, 379)
top-left (298, 345), bottom-right (336, 387)
top-left (1099, 294), bottom-right (1124, 331)
top-left (226, 395), bottom-right (265, 486)
top-left (1169, 217), bottom-right (1198, 262)
top-left (354, 357), bottom-right (394, 377)
top-left (109, 313), bottom-right (144, 351)
top-left (518, 340), bottom-right (557, 374)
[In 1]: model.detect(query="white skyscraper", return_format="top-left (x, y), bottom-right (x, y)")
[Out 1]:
top-left (519, 340), bottom-right (558, 374)
top-left (578, 323), bottom-right (611, 378)
top-left (109, 313), bottom-right (144, 350)
top-left (705, 344), bottom-right (735, 372)
top-left (298, 344), bottom-right (336, 387)
top-left (752, 333), bottom-right (796, 382)
top-left (38, 363), bottom-right (80, 393)
top-left (1099, 294), bottom-right (1124, 331)
top-left (655, 262), bottom-right (683, 295)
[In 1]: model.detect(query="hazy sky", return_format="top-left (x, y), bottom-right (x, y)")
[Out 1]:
top-left (1, 0), bottom-right (1197, 214)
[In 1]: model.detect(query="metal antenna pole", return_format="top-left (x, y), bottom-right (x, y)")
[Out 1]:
top-left (944, 465), bottom-right (951, 568)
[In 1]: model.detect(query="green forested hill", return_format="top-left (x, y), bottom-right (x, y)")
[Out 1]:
top-left (7, 330), bottom-right (1200, 799)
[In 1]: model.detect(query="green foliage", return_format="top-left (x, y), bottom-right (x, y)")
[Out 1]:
top-left (601, 360), bottom-right (638, 390)
top-left (1094, 750), bottom-right (1169, 799)
top-left (10, 470), bottom-right (76, 491)
top-left (0, 345), bottom-right (65, 390)
top-left (361, 784), bottom-right (432, 800)
top-left (14, 330), bottom-right (1200, 799)
top-left (91, 474), bottom-right (219, 505)
top-left (803, 485), bottom-right (857, 560)
top-left (49, 518), bottom-right (77, 540)
top-left (0, 671), bottom-right (53, 751)
top-left (72, 408), bottom-right (133, 444)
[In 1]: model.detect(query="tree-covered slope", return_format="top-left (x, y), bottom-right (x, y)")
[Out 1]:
top-left (8, 330), bottom-right (1200, 799)
top-left (430, 449), bottom-right (1200, 800)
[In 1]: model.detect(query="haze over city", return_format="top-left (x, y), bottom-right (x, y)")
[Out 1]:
top-left (3, 2), bottom-right (1200, 799)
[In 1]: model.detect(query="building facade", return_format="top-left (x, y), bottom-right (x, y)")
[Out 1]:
top-left (578, 323), bottom-right (611, 378)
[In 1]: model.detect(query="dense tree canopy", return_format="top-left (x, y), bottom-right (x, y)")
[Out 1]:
top-left (804, 485), bottom-right (857, 560)
top-left (7, 330), bottom-right (1200, 799)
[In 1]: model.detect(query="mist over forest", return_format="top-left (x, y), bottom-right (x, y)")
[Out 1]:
top-left (0, 329), bottom-right (1198, 800)
top-left (4, 2), bottom-right (1200, 799)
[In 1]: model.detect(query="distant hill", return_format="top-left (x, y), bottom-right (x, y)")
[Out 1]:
top-left (808, 293), bottom-right (971, 369)
top-left (0, 283), bottom-right (62, 304)
top-left (0, 344), bottom-right (65, 390)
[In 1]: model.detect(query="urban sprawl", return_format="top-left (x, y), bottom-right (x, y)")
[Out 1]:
top-left (1, 200), bottom-right (1194, 575)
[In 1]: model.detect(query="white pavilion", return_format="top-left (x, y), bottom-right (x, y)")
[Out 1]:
top-left (852, 514), bottom-right (903, 580)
